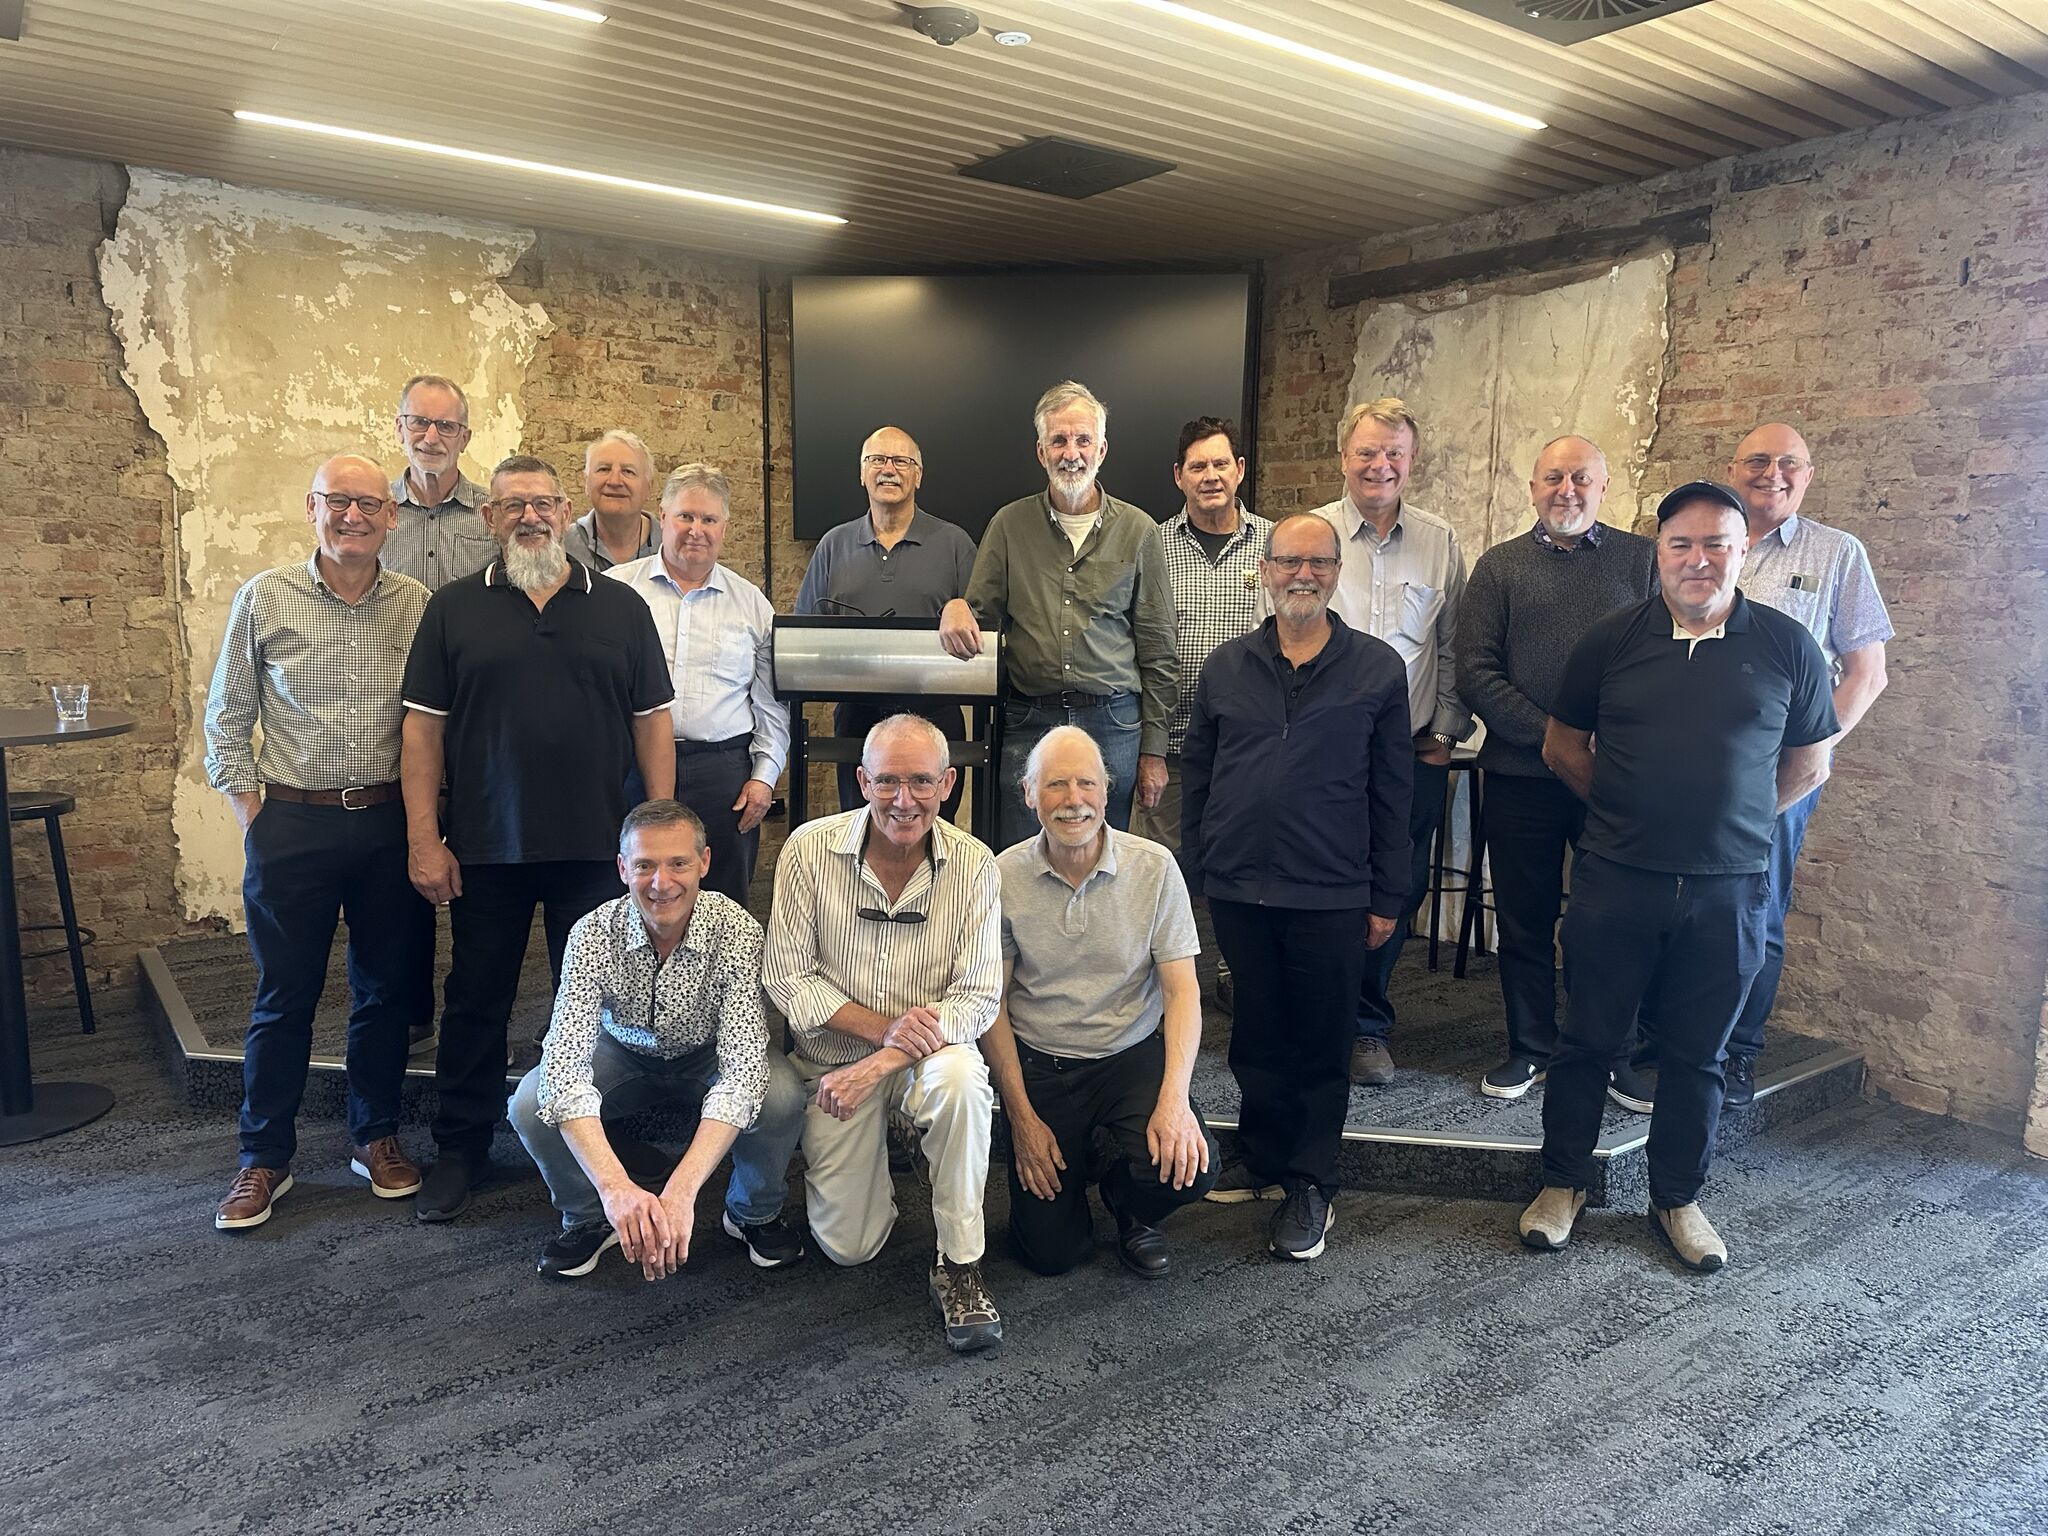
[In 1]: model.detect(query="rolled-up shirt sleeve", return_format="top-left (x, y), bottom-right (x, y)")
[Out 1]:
top-left (203, 580), bottom-right (263, 794)
top-left (936, 854), bottom-right (1003, 1044)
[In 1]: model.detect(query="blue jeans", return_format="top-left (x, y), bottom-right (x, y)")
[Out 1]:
top-left (996, 692), bottom-right (1142, 852)
top-left (238, 799), bottom-right (433, 1167)
top-left (1726, 784), bottom-right (1821, 1061)
top-left (510, 1031), bottom-right (807, 1229)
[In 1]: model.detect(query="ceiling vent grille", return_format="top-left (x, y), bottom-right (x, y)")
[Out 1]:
top-left (958, 137), bottom-right (1176, 201)
top-left (1438, 0), bottom-right (1713, 45)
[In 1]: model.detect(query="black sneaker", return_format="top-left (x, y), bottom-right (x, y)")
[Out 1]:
top-left (415, 1153), bottom-right (488, 1223)
top-left (929, 1257), bottom-right (1003, 1352)
top-left (1203, 1159), bottom-right (1284, 1205)
top-left (721, 1210), bottom-right (805, 1268)
top-left (1269, 1186), bottom-right (1334, 1261)
top-left (407, 1023), bottom-right (438, 1059)
top-left (1724, 1054), bottom-right (1757, 1109)
top-left (538, 1220), bottom-right (619, 1279)
top-left (1480, 1055), bottom-right (1545, 1100)
top-left (1607, 1062), bottom-right (1656, 1114)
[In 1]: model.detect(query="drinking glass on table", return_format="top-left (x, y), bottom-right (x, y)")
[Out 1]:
top-left (51, 684), bottom-right (89, 724)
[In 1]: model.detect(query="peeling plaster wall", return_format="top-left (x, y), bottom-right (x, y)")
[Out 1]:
top-left (97, 172), bottom-right (551, 921)
top-left (1346, 252), bottom-right (1670, 553)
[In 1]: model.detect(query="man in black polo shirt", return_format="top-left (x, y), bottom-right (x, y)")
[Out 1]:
top-left (1522, 482), bottom-right (1835, 1272)
top-left (1182, 513), bottom-right (1412, 1262)
top-left (401, 454), bottom-right (677, 1221)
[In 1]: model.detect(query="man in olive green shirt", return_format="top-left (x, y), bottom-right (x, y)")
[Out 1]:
top-left (940, 380), bottom-right (1177, 850)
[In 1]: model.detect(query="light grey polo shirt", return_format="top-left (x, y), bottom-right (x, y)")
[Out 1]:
top-left (996, 827), bottom-right (1200, 1060)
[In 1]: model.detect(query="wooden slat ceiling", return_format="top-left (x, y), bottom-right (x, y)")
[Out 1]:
top-left (0, 0), bottom-right (2042, 269)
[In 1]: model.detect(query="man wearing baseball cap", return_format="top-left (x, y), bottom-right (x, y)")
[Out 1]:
top-left (1518, 481), bottom-right (1837, 1272)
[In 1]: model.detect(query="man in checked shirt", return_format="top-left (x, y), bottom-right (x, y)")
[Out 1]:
top-left (763, 714), bottom-right (1005, 1353)
top-left (510, 800), bottom-right (807, 1281)
top-left (204, 454), bottom-right (435, 1232)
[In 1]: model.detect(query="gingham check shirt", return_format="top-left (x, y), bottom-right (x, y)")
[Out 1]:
top-left (1157, 505), bottom-right (1272, 755)
top-left (204, 556), bottom-right (430, 794)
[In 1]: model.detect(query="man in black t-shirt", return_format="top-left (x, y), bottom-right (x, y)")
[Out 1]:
top-left (1520, 482), bottom-right (1836, 1273)
top-left (400, 454), bottom-right (677, 1222)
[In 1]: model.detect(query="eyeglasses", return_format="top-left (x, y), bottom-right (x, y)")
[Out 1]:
top-left (1736, 454), bottom-right (1811, 475)
top-left (314, 492), bottom-right (390, 515)
top-left (867, 774), bottom-right (944, 799)
top-left (492, 495), bottom-right (568, 516)
top-left (856, 906), bottom-right (928, 925)
top-left (861, 453), bottom-right (920, 470)
top-left (1265, 555), bottom-right (1340, 574)
top-left (399, 413), bottom-right (469, 437)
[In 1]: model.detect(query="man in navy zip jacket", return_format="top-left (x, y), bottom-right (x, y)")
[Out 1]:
top-left (1180, 513), bottom-right (1412, 1260)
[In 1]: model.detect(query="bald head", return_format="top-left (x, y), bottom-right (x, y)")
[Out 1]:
top-left (305, 454), bottom-right (397, 568)
top-left (860, 424), bottom-right (923, 519)
top-left (1530, 435), bottom-right (1610, 545)
top-left (1728, 422), bottom-right (1816, 528)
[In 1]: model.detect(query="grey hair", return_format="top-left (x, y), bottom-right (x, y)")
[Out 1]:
top-left (662, 461), bottom-right (731, 509)
top-left (398, 374), bottom-right (469, 419)
top-left (588, 428), bottom-right (653, 467)
top-left (618, 798), bottom-right (707, 856)
top-left (1033, 380), bottom-right (1108, 441)
top-left (861, 713), bottom-right (951, 776)
top-left (1021, 724), bottom-right (1109, 795)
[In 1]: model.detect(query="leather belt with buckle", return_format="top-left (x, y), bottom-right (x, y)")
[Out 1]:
top-left (1022, 689), bottom-right (1120, 710)
top-left (263, 781), bottom-right (402, 810)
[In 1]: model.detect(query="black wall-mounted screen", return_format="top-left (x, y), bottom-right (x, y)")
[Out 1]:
top-left (789, 273), bottom-right (1256, 543)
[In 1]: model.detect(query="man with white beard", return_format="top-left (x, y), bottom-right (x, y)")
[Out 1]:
top-left (939, 380), bottom-right (1177, 850)
top-left (400, 454), bottom-right (678, 1222)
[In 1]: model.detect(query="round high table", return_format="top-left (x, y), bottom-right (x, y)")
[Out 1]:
top-left (0, 705), bottom-right (134, 1145)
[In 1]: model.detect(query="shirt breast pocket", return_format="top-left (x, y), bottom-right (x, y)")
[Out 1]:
top-left (712, 630), bottom-right (757, 686)
top-left (1768, 586), bottom-right (1825, 643)
top-left (1396, 582), bottom-right (1443, 643)
top-left (1092, 563), bottom-right (1137, 618)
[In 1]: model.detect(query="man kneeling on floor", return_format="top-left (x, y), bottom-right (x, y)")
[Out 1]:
top-left (982, 726), bottom-right (1217, 1279)
top-left (510, 799), bottom-right (806, 1280)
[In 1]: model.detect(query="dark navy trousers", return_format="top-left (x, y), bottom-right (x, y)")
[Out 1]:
top-left (238, 799), bottom-right (433, 1168)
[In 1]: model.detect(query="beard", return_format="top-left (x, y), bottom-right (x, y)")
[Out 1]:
top-left (1048, 458), bottom-right (1100, 501)
top-left (502, 530), bottom-right (569, 592)
top-left (1274, 590), bottom-right (1326, 625)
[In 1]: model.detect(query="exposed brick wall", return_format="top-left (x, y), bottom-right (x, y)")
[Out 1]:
top-left (1259, 92), bottom-right (2048, 1136)
top-left (0, 150), bottom-right (189, 1002)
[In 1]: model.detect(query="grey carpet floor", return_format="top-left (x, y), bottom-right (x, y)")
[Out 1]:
top-left (3, 998), bottom-right (2046, 1535)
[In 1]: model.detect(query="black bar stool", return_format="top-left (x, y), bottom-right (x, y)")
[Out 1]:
top-left (1425, 755), bottom-right (1493, 976)
top-left (7, 791), bottom-right (96, 1034)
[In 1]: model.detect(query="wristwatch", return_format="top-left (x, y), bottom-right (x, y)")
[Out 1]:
top-left (1428, 732), bottom-right (1456, 750)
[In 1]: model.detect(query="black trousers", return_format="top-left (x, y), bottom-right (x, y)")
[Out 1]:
top-left (1540, 853), bottom-right (1767, 1208)
top-left (1356, 755), bottom-right (1447, 1041)
top-left (238, 799), bottom-right (433, 1167)
top-left (1007, 1031), bottom-right (1219, 1275)
top-left (1210, 898), bottom-right (1370, 1198)
top-left (832, 699), bottom-right (966, 821)
top-left (674, 738), bottom-right (757, 907)
top-left (435, 858), bottom-right (622, 1158)
top-left (1484, 773), bottom-right (1586, 1063)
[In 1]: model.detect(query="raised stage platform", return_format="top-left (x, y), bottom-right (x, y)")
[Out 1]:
top-left (140, 914), bottom-right (1862, 1207)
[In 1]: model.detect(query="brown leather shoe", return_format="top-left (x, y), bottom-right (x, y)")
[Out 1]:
top-left (216, 1166), bottom-right (293, 1230)
top-left (350, 1136), bottom-right (424, 1199)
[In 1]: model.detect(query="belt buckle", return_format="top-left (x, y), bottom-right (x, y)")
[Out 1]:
top-left (340, 785), bottom-right (372, 811)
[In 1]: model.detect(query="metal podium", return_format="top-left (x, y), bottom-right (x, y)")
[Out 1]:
top-left (771, 616), bottom-right (1005, 844)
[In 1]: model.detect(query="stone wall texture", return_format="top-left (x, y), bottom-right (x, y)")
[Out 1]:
top-left (1258, 92), bottom-right (2048, 1140)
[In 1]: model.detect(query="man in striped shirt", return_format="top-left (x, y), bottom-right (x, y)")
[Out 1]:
top-left (203, 454), bottom-right (435, 1232)
top-left (762, 714), bottom-right (1004, 1352)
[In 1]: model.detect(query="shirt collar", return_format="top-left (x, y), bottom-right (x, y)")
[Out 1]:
top-left (1755, 513), bottom-right (1799, 548)
top-left (649, 557), bottom-right (727, 596)
top-left (483, 558), bottom-right (594, 592)
top-left (860, 509), bottom-right (925, 548)
top-left (1025, 827), bottom-right (1118, 885)
top-left (392, 469), bottom-right (483, 511)
top-left (1168, 503), bottom-right (1255, 546)
top-left (1333, 496), bottom-right (1402, 545)
top-left (838, 806), bottom-right (953, 868)
top-left (303, 553), bottom-right (389, 600)
top-left (1662, 589), bottom-right (1752, 644)
top-left (1530, 519), bottom-right (1606, 552)
top-left (618, 895), bottom-right (710, 958)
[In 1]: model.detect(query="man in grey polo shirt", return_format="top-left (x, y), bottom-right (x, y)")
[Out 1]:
top-left (981, 726), bottom-right (1215, 1279)
top-left (1312, 396), bottom-right (1472, 1087)
top-left (796, 424), bottom-right (977, 814)
top-left (564, 428), bottom-right (659, 573)
top-left (938, 380), bottom-right (1177, 850)
top-left (383, 373), bottom-right (492, 590)
top-left (1720, 421), bottom-right (1892, 1105)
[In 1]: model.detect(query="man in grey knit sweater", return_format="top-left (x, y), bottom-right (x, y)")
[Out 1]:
top-left (1456, 437), bottom-right (1656, 1100)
